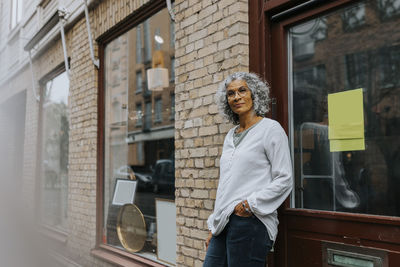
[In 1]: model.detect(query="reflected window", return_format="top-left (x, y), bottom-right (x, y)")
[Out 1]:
top-left (136, 71), bottom-right (142, 93)
top-left (144, 19), bottom-right (151, 62)
top-left (40, 71), bottom-right (69, 230)
top-left (288, 0), bottom-right (400, 217)
top-left (155, 28), bottom-right (162, 51)
top-left (341, 4), bottom-right (365, 31)
top-left (170, 57), bottom-right (175, 82)
top-left (170, 94), bottom-right (175, 120)
top-left (378, 45), bottom-right (400, 89)
top-left (136, 26), bottom-right (142, 63)
top-left (10, 0), bottom-right (22, 29)
top-left (345, 51), bottom-right (369, 90)
top-left (136, 103), bottom-right (142, 127)
top-left (378, 0), bottom-right (400, 20)
top-left (290, 18), bottom-right (326, 61)
top-left (154, 98), bottom-right (162, 123)
top-left (103, 8), bottom-right (175, 264)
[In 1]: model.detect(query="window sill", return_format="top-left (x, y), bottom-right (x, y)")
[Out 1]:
top-left (91, 244), bottom-right (165, 267)
top-left (39, 224), bottom-right (68, 244)
top-left (7, 24), bottom-right (21, 43)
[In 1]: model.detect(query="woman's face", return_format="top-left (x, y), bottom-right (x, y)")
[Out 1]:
top-left (226, 79), bottom-right (254, 116)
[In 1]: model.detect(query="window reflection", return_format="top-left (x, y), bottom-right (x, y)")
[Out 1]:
top-left (41, 72), bottom-right (69, 230)
top-left (104, 8), bottom-right (175, 264)
top-left (378, 0), bottom-right (400, 20)
top-left (289, 0), bottom-right (400, 216)
top-left (341, 4), bottom-right (365, 31)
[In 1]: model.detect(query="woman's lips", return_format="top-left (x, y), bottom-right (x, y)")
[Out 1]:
top-left (234, 103), bottom-right (244, 108)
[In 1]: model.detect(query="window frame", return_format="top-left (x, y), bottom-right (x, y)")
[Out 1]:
top-left (250, 0), bottom-right (400, 225)
top-left (36, 63), bottom-right (70, 243)
top-left (10, 0), bottom-right (22, 30)
top-left (94, 1), bottom-right (170, 266)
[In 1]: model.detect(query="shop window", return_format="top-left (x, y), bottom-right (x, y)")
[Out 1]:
top-left (288, 0), bottom-right (400, 216)
top-left (377, 0), bottom-right (400, 20)
top-left (40, 71), bottom-right (69, 231)
top-left (10, 0), bottom-right (22, 29)
top-left (102, 7), bottom-right (175, 265)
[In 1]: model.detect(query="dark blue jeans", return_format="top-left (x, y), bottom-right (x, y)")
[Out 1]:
top-left (203, 214), bottom-right (273, 267)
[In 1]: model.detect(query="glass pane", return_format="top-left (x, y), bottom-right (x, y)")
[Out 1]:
top-left (41, 71), bottom-right (69, 230)
top-left (103, 8), bottom-right (175, 264)
top-left (289, 0), bottom-right (400, 216)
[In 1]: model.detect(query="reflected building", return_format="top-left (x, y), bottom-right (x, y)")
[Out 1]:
top-left (290, 0), bottom-right (400, 215)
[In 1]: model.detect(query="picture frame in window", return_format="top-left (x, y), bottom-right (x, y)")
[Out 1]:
top-left (112, 179), bottom-right (137, 206)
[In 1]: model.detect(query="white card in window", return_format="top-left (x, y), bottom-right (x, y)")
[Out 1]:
top-left (112, 179), bottom-right (137, 206)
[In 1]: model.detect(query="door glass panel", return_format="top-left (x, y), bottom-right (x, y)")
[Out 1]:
top-left (289, 0), bottom-right (400, 216)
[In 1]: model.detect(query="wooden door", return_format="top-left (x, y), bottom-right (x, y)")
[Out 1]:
top-left (250, 0), bottom-right (400, 266)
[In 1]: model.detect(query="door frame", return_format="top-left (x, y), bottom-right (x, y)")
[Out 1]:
top-left (249, 0), bottom-right (400, 266)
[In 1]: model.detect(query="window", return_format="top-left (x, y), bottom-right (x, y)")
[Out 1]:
top-left (102, 7), bottom-right (175, 265)
top-left (290, 18), bottom-right (326, 61)
top-left (288, 0), bottom-right (400, 216)
top-left (10, 0), bottom-right (22, 29)
top-left (170, 20), bottom-right (175, 48)
top-left (136, 71), bottom-right (143, 93)
top-left (377, 0), bottom-right (400, 20)
top-left (40, 71), bottom-right (69, 231)
top-left (345, 51), bottom-right (369, 90)
top-left (155, 28), bottom-right (161, 51)
top-left (136, 26), bottom-right (142, 63)
top-left (341, 4), bottom-right (365, 32)
top-left (170, 57), bottom-right (175, 82)
top-left (144, 19), bottom-right (151, 62)
top-left (144, 101), bottom-right (152, 130)
top-left (135, 103), bottom-right (143, 127)
top-left (170, 94), bottom-right (175, 120)
top-left (154, 98), bottom-right (162, 123)
top-left (378, 45), bottom-right (400, 89)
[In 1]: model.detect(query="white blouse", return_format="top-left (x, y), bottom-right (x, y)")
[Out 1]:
top-left (207, 118), bottom-right (293, 241)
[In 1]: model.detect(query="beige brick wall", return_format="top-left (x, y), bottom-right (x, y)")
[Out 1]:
top-left (174, 0), bottom-right (249, 266)
top-left (6, 0), bottom-right (250, 265)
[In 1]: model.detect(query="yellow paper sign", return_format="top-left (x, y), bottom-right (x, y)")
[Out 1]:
top-left (328, 89), bottom-right (365, 152)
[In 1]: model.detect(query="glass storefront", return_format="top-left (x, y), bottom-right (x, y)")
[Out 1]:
top-left (40, 71), bottom-right (70, 230)
top-left (289, 0), bottom-right (400, 216)
top-left (103, 7), bottom-right (175, 264)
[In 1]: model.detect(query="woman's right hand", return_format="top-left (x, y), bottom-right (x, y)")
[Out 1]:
top-left (205, 231), bottom-right (212, 251)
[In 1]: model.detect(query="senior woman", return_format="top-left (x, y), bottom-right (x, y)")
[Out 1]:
top-left (203, 72), bottom-right (293, 267)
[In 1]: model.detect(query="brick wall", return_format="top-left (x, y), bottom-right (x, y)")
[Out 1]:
top-left (174, 0), bottom-right (249, 266)
top-left (4, 0), bottom-right (250, 265)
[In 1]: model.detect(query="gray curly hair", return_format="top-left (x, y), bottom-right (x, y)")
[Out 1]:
top-left (215, 72), bottom-right (270, 125)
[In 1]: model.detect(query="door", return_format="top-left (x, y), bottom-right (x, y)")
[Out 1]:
top-left (251, 0), bottom-right (400, 266)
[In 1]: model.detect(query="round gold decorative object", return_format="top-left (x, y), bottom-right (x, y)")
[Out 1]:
top-left (116, 204), bottom-right (147, 253)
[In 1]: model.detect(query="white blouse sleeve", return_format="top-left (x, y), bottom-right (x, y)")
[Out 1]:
top-left (247, 122), bottom-right (293, 215)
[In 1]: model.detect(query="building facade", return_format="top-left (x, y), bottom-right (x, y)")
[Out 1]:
top-left (0, 0), bottom-right (399, 266)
